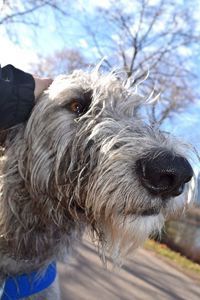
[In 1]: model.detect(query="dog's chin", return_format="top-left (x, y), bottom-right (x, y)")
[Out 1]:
top-left (99, 211), bottom-right (165, 265)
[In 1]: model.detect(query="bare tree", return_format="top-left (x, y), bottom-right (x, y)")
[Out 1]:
top-left (80, 0), bottom-right (200, 125)
top-left (31, 48), bottom-right (89, 77)
top-left (0, 0), bottom-right (70, 41)
top-left (0, 1), bottom-right (70, 24)
top-left (0, 1), bottom-right (89, 79)
top-left (1, 0), bottom-right (199, 124)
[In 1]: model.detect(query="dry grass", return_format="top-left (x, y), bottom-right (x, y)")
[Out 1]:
top-left (145, 239), bottom-right (200, 281)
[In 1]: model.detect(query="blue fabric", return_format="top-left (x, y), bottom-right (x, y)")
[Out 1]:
top-left (1, 262), bottom-right (56, 299)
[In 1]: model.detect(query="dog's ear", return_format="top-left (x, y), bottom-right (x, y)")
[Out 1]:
top-left (0, 129), bottom-right (8, 148)
top-left (0, 125), bottom-right (22, 150)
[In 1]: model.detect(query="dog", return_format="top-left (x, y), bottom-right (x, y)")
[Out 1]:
top-left (0, 69), bottom-right (194, 299)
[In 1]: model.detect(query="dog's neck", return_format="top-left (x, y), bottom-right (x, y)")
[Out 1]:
top-left (0, 129), bottom-right (81, 273)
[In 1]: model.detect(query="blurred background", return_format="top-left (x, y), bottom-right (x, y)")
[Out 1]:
top-left (1, 0), bottom-right (200, 287)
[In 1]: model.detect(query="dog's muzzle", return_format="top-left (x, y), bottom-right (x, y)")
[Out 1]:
top-left (136, 151), bottom-right (193, 199)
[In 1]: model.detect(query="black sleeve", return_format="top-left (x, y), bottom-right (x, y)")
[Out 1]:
top-left (0, 64), bottom-right (35, 129)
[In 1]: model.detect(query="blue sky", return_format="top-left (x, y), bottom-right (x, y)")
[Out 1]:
top-left (0, 0), bottom-right (200, 169)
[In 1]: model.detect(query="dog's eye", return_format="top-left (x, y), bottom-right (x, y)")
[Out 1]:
top-left (65, 90), bottom-right (92, 116)
top-left (69, 100), bottom-right (84, 115)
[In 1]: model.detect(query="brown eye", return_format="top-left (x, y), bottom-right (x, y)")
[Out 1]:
top-left (70, 100), bottom-right (84, 115)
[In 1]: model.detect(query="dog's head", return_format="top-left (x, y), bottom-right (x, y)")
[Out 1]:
top-left (3, 69), bottom-right (195, 264)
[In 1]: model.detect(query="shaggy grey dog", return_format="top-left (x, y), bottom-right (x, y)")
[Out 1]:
top-left (0, 69), bottom-right (194, 299)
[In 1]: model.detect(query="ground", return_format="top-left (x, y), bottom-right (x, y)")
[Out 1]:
top-left (58, 238), bottom-right (200, 300)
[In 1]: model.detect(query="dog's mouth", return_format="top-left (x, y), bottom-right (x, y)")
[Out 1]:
top-left (125, 206), bottom-right (161, 217)
top-left (139, 207), bottom-right (161, 216)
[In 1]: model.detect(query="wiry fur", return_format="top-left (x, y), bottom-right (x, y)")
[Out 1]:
top-left (0, 69), bottom-right (194, 299)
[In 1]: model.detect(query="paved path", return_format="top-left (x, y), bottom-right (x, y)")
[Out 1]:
top-left (58, 239), bottom-right (200, 300)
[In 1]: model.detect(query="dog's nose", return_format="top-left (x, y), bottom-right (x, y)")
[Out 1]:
top-left (136, 152), bottom-right (193, 198)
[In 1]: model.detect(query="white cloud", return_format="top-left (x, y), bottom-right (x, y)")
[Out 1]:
top-left (0, 30), bottom-right (38, 71)
top-left (93, 0), bottom-right (111, 8)
top-left (148, 0), bottom-right (161, 5)
top-left (76, 0), bottom-right (111, 12)
top-left (177, 46), bottom-right (192, 57)
top-left (111, 34), bottom-right (121, 43)
top-left (0, 0), bottom-right (4, 10)
top-left (79, 38), bottom-right (89, 49)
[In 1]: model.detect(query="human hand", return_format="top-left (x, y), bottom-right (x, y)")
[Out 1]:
top-left (33, 77), bottom-right (53, 100)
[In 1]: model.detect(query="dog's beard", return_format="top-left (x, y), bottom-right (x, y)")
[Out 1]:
top-left (94, 212), bottom-right (165, 266)
top-left (83, 158), bottom-right (187, 266)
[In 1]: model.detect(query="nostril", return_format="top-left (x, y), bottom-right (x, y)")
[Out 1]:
top-left (184, 175), bottom-right (193, 184)
top-left (171, 184), bottom-right (185, 197)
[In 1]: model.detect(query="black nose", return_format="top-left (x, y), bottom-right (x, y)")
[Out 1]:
top-left (136, 152), bottom-right (193, 198)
